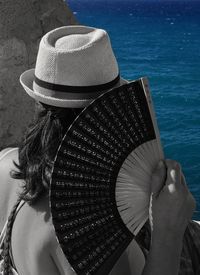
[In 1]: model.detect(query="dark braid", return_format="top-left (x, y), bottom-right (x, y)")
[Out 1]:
top-left (2, 198), bottom-right (22, 275)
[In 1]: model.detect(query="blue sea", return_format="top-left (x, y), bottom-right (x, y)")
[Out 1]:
top-left (66, 0), bottom-right (200, 219)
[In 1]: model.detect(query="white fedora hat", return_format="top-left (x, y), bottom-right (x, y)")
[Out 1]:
top-left (20, 25), bottom-right (126, 108)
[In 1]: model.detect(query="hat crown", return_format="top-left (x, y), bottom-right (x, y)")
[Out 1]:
top-left (35, 26), bottom-right (119, 86)
top-left (20, 25), bottom-right (123, 108)
top-left (54, 29), bottom-right (106, 51)
top-left (55, 34), bottom-right (91, 50)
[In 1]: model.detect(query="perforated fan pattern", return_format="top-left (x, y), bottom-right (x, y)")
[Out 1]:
top-left (50, 79), bottom-right (163, 275)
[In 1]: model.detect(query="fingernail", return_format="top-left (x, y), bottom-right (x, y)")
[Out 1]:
top-left (168, 182), bottom-right (176, 193)
top-left (170, 169), bottom-right (176, 182)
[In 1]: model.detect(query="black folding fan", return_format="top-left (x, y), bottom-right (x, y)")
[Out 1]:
top-left (50, 77), bottom-right (164, 275)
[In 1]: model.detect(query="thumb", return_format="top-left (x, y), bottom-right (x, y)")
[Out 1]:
top-left (150, 160), bottom-right (166, 196)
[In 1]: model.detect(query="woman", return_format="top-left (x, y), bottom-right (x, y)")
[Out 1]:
top-left (0, 25), bottom-right (199, 275)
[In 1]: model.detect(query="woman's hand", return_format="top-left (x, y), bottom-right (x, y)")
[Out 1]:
top-left (141, 160), bottom-right (196, 275)
top-left (149, 159), bottom-right (196, 240)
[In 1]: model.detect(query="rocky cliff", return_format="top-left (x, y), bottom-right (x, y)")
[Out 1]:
top-left (0, 0), bottom-right (77, 149)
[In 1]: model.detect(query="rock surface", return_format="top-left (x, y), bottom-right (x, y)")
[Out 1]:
top-left (0, 0), bottom-right (77, 149)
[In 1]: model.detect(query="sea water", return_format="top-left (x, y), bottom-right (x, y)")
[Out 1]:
top-left (66, 0), bottom-right (200, 219)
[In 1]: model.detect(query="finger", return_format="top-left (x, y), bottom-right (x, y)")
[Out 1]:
top-left (188, 193), bottom-right (196, 214)
top-left (181, 172), bottom-right (187, 188)
top-left (165, 159), bottom-right (177, 167)
top-left (165, 160), bottom-right (181, 185)
top-left (165, 161), bottom-right (181, 193)
top-left (181, 173), bottom-right (193, 201)
top-left (150, 160), bottom-right (166, 196)
top-left (174, 162), bottom-right (181, 185)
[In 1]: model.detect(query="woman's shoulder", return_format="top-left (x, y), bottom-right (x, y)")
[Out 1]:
top-left (0, 147), bottom-right (20, 231)
top-left (0, 147), bottom-right (19, 165)
top-left (36, 196), bottom-right (77, 275)
top-left (0, 147), bottom-right (19, 191)
top-left (0, 147), bottom-right (19, 186)
top-left (12, 195), bottom-right (76, 275)
top-left (0, 147), bottom-right (18, 157)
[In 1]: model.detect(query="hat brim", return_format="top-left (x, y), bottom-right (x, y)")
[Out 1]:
top-left (20, 69), bottom-right (128, 108)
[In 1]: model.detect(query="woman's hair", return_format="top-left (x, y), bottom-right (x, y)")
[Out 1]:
top-left (12, 102), bottom-right (82, 205)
